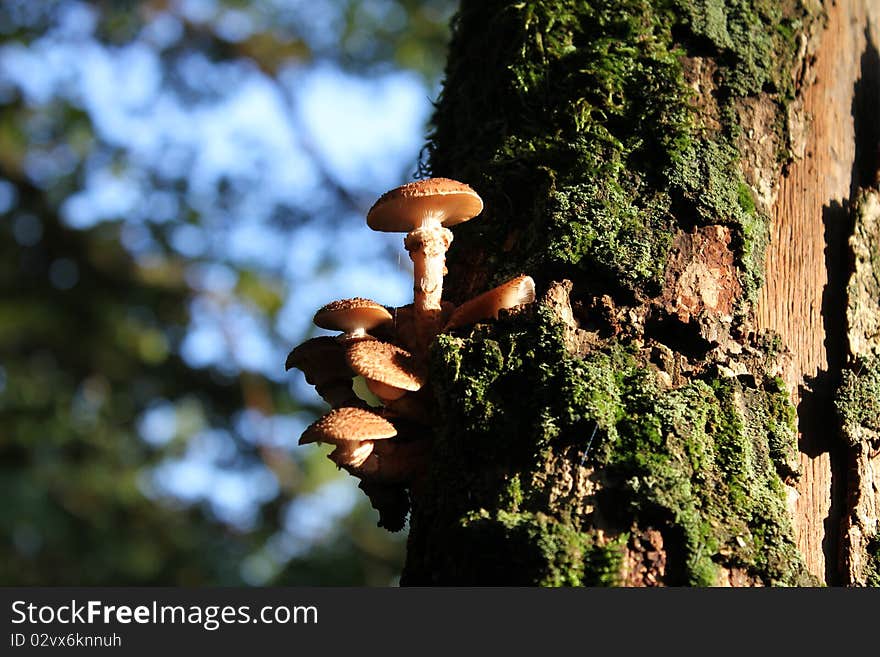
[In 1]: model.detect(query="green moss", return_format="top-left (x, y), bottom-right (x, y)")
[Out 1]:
top-left (741, 375), bottom-right (799, 478)
top-left (737, 182), bottom-right (757, 214)
top-left (836, 354), bottom-right (880, 444)
top-left (604, 371), bottom-right (805, 584)
top-left (582, 533), bottom-right (628, 586)
top-left (673, 0), bottom-right (805, 99)
top-left (418, 305), bottom-right (811, 585)
top-left (459, 510), bottom-right (594, 586)
top-left (502, 474), bottom-right (524, 509)
top-left (866, 530), bottom-right (880, 588)
top-left (454, 508), bottom-right (626, 586)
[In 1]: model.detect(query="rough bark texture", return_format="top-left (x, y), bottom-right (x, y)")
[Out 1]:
top-left (837, 190), bottom-right (880, 586)
top-left (401, 0), bottom-right (880, 586)
top-left (755, 0), bottom-right (880, 585)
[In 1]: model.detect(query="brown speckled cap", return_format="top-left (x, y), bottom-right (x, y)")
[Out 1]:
top-left (346, 340), bottom-right (426, 392)
top-left (313, 298), bottom-right (393, 334)
top-left (367, 178), bottom-right (483, 232)
top-left (298, 407), bottom-right (397, 445)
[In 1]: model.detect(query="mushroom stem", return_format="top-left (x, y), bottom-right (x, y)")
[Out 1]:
top-left (343, 327), bottom-right (367, 340)
top-left (328, 441), bottom-right (375, 469)
top-left (404, 217), bottom-right (453, 354)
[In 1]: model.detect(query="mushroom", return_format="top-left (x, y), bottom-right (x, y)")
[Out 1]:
top-left (345, 340), bottom-right (432, 422)
top-left (287, 177), bottom-right (498, 529)
top-left (298, 406), bottom-right (397, 445)
top-left (285, 336), bottom-right (347, 381)
top-left (444, 274), bottom-right (536, 331)
top-left (285, 337), bottom-right (362, 408)
top-left (367, 178), bottom-right (483, 355)
top-left (313, 298), bottom-right (393, 342)
top-left (345, 340), bottom-right (426, 400)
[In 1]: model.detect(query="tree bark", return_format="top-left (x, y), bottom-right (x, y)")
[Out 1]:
top-left (402, 0), bottom-right (880, 586)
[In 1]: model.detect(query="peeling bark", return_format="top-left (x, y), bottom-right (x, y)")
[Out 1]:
top-left (660, 225), bottom-right (739, 339)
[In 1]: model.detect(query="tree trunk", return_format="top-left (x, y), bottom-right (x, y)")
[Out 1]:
top-left (402, 0), bottom-right (880, 586)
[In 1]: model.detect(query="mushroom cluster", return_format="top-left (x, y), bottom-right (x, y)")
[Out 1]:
top-left (286, 178), bottom-right (536, 530)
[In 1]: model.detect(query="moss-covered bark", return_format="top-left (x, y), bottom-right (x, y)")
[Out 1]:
top-left (424, 0), bottom-right (813, 308)
top-left (838, 189), bottom-right (880, 585)
top-left (403, 0), bottom-right (822, 585)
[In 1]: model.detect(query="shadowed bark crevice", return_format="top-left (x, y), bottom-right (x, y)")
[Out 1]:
top-left (852, 27), bottom-right (880, 193)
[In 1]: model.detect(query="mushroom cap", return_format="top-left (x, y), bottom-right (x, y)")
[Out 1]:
top-left (298, 407), bottom-right (397, 445)
top-left (367, 178), bottom-right (483, 232)
top-left (313, 298), bottom-right (393, 333)
top-left (346, 340), bottom-right (426, 392)
top-left (444, 274), bottom-right (536, 331)
top-left (285, 336), bottom-right (351, 381)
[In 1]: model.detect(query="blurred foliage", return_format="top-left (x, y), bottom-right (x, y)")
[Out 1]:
top-left (0, 0), bottom-right (454, 585)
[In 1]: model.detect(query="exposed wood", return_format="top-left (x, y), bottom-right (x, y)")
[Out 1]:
top-left (756, 0), bottom-right (880, 583)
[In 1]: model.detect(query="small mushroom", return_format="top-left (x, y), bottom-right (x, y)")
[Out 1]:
top-left (298, 406), bottom-right (397, 445)
top-left (346, 340), bottom-right (426, 402)
top-left (313, 298), bottom-right (393, 341)
top-left (367, 178), bottom-right (483, 355)
top-left (444, 274), bottom-right (536, 331)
